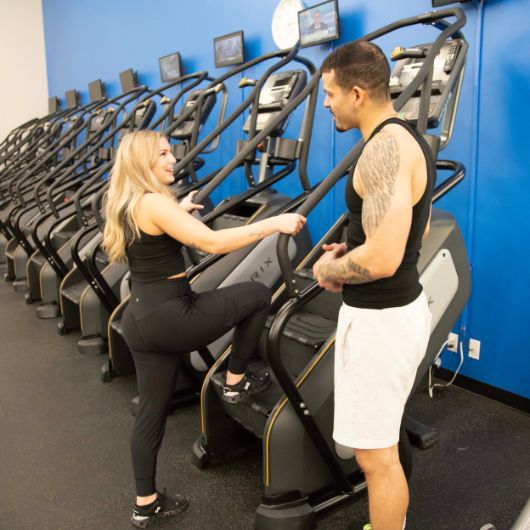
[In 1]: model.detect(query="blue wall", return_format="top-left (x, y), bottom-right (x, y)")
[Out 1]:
top-left (42, 0), bottom-right (530, 399)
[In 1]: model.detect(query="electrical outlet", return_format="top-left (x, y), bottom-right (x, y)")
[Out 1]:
top-left (447, 332), bottom-right (459, 352)
top-left (469, 338), bottom-right (481, 360)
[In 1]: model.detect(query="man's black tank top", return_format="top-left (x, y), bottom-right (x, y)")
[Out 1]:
top-left (343, 117), bottom-right (435, 309)
top-left (126, 229), bottom-right (186, 284)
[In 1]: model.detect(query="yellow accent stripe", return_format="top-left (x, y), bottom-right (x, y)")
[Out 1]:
top-left (25, 249), bottom-right (40, 290)
top-left (39, 239), bottom-right (70, 302)
top-left (264, 337), bottom-right (336, 486)
top-left (13, 244), bottom-right (22, 277)
top-left (59, 266), bottom-right (77, 315)
top-left (79, 263), bottom-right (110, 331)
top-left (199, 344), bottom-right (232, 434)
top-left (107, 295), bottom-right (130, 361)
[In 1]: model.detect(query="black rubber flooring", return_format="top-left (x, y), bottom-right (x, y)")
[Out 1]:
top-left (0, 274), bottom-right (529, 530)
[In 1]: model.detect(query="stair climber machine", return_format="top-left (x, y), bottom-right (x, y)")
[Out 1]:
top-left (102, 46), bottom-right (318, 408)
top-left (18, 81), bottom-right (130, 306)
top-left (0, 85), bottom-right (119, 290)
top-left (56, 67), bottom-right (226, 347)
top-left (0, 89), bottom-right (87, 273)
top-left (0, 95), bottom-right (66, 186)
top-left (0, 94), bottom-right (75, 194)
top-left (193, 8), bottom-right (471, 529)
top-left (35, 69), bottom-right (214, 325)
top-left (0, 98), bottom-right (68, 266)
top-left (23, 73), bottom-right (170, 318)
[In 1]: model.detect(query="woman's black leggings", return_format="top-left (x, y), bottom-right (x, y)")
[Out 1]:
top-left (122, 277), bottom-right (271, 496)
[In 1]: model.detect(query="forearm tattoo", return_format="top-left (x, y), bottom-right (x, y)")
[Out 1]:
top-left (358, 133), bottom-right (400, 237)
top-left (318, 256), bottom-right (372, 285)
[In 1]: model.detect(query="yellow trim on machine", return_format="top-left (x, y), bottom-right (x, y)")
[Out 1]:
top-left (79, 263), bottom-right (110, 330)
top-left (199, 344), bottom-right (232, 435)
top-left (264, 338), bottom-right (335, 486)
top-left (107, 295), bottom-right (130, 362)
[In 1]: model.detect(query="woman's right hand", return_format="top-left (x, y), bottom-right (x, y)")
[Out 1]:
top-left (274, 213), bottom-right (306, 236)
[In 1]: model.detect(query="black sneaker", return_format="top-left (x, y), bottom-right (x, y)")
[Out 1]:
top-left (222, 369), bottom-right (271, 403)
top-left (130, 490), bottom-right (188, 528)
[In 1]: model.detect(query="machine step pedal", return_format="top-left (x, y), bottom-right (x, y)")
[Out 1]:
top-left (209, 360), bottom-right (284, 438)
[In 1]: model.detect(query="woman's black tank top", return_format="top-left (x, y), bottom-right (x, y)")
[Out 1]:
top-left (126, 229), bottom-right (186, 284)
top-left (343, 117), bottom-right (435, 309)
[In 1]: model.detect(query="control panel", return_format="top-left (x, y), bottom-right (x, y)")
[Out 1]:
top-left (389, 38), bottom-right (465, 127)
top-left (243, 70), bottom-right (306, 136)
top-left (169, 89), bottom-right (216, 140)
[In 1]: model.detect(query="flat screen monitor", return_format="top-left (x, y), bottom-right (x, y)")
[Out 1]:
top-left (298, 0), bottom-right (339, 48)
top-left (65, 89), bottom-right (79, 109)
top-left (432, 0), bottom-right (471, 5)
top-left (88, 79), bottom-right (105, 102)
top-left (48, 96), bottom-right (60, 114)
top-left (214, 31), bottom-right (245, 68)
top-left (159, 52), bottom-right (183, 83)
top-left (119, 68), bottom-right (137, 92)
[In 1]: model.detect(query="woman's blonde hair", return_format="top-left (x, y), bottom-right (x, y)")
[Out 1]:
top-left (102, 130), bottom-right (173, 262)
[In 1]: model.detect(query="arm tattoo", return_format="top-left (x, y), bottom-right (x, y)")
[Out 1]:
top-left (357, 133), bottom-right (400, 237)
top-left (318, 256), bottom-right (372, 285)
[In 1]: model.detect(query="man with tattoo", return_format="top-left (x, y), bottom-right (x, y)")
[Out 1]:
top-left (312, 42), bottom-right (435, 530)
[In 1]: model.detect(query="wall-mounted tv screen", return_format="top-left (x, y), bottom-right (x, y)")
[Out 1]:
top-left (432, 0), bottom-right (473, 5)
top-left (65, 89), bottom-right (79, 109)
top-left (119, 68), bottom-right (137, 92)
top-left (48, 96), bottom-right (60, 114)
top-left (214, 31), bottom-right (245, 68)
top-left (159, 52), bottom-right (183, 82)
top-left (88, 79), bottom-right (106, 102)
top-left (298, 0), bottom-right (339, 48)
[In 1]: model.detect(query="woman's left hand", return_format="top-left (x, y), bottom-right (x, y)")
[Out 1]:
top-left (179, 190), bottom-right (204, 213)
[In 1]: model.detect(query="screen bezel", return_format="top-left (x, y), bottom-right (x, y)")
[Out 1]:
top-left (119, 68), bottom-right (137, 93)
top-left (88, 79), bottom-right (105, 102)
top-left (298, 0), bottom-right (340, 49)
top-left (432, 0), bottom-right (462, 6)
top-left (214, 30), bottom-right (245, 68)
top-left (65, 89), bottom-right (78, 109)
top-left (158, 51), bottom-right (183, 83)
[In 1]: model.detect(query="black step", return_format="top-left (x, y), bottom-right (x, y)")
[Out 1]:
top-left (210, 360), bottom-right (284, 438)
top-left (265, 311), bottom-right (335, 348)
top-left (61, 280), bottom-right (87, 304)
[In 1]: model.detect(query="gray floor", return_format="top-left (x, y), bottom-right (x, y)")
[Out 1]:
top-left (0, 276), bottom-right (529, 530)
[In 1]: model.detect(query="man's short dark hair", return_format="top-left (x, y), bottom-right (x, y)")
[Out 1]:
top-left (321, 41), bottom-right (390, 102)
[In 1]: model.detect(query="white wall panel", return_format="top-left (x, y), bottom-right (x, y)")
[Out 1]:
top-left (0, 0), bottom-right (48, 142)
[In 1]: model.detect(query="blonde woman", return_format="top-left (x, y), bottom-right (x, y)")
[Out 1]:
top-left (102, 130), bottom-right (306, 528)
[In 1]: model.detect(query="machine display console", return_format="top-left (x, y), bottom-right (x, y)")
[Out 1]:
top-left (159, 52), bottom-right (182, 83)
top-left (243, 70), bottom-right (306, 135)
top-left (88, 79), bottom-right (105, 102)
top-left (169, 89), bottom-right (216, 140)
top-left (389, 39), bottom-right (466, 127)
top-left (214, 31), bottom-right (244, 68)
top-left (298, 0), bottom-right (339, 48)
top-left (119, 68), bottom-right (137, 93)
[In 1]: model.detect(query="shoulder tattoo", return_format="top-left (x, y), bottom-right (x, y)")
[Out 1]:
top-left (358, 133), bottom-right (400, 237)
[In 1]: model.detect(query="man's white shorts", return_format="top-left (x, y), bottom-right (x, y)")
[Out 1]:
top-left (333, 292), bottom-right (432, 449)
